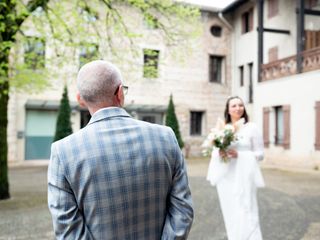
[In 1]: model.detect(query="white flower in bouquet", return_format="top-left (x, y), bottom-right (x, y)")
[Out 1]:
top-left (202, 118), bottom-right (244, 162)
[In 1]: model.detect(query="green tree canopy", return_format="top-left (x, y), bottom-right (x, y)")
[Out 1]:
top-left (0, 0), bottom-right (199, 199)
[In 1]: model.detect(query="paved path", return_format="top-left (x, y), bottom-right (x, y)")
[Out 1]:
top-left (0, 159), bottom-right (320, 239)
top-left (187, 158), bottom-right (320, 240)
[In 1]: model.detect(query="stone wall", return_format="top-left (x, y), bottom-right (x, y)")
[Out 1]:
top-left (7, 8), bottom-right (232, 164)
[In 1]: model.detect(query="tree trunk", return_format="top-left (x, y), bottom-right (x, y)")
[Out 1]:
top-left (0, 52), bottom-right (10, 200)
top-left (0, 0), bottom-right (50, 200)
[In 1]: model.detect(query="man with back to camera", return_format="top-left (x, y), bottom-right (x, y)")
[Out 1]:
top-left (47, 60), bottom-right (194, 239)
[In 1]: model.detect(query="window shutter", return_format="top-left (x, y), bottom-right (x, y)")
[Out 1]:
top-left (283, 105), bottom-right (290, 149)
top-left (274, 0), bottom-right (279, 16)
top-left (305, 30), bottom-right (312, 50)
top-left (315, 101), bottom-right (320, 150)
top-left (268, 0), bottom-right (274, 18)
top-left (263, 107), bottom-right (270, 148)
top-left (307, 0), bottom-right (318, 8)
top-left (249, 8), bottom-right (254, 31)
top-left (268, 0), bottom-right (279, 18)
top-left (316, 31), bottom-right (320, 48)
top-left (311, 31), bottom-right (317, 48)
top-left (268, 46), bottom-right (278, 62)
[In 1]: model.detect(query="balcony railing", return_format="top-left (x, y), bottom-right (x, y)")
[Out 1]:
top-left (261, 47), bottom-right (320, 81)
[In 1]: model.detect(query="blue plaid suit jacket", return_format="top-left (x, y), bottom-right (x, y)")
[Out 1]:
top-left (48, 107), bottom-right (193, 239)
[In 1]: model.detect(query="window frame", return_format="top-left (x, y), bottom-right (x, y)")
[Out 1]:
top-left (210, 25), bottom-right (222, 37)
top-left (241, 8), bottom-right (253, 34)
top-left (209, 55), bottom-right (224, 84)
top-left (239, 65), bottom-right (244, 87)
top-left (190, 111), bottom-right (203, 136)
top-left (143, 49), bottom-right (160, 78)
top-left (24, 36), bottom-right (46, 70)
top-left (274, 106), bottom-right (284, 145)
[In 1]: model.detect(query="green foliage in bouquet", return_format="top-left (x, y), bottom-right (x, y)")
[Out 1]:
top-left (202, 118), bottom-right (244, 163)
top-left (213, 128), bottom-right (237, 150)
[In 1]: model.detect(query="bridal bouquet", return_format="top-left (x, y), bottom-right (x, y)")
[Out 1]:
top-left (202, 118), bottom-right (244, 163)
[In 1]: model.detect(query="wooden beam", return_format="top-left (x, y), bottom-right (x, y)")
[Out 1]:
top-left (263, 28), bottom-right (290, 34)
top-left (296, 0), bottom-right (304, 73)
top-left (257, 0), bottom-right (264, 82)
top-left (304, 9), bottom-right (320, 16)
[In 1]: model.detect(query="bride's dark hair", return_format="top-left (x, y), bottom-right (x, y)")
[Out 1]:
top-left (224, 96), bottom-right (249, 124)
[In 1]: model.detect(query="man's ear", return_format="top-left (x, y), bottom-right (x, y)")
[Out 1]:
top-left (115, 85), bottom-right (124, 107)
top-left (76, 92), bottom-right (86, 107)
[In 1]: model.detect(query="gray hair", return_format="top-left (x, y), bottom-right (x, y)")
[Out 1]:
top-left (77, 60), bottom-right (122, 105)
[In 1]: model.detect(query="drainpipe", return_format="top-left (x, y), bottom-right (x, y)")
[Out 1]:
top-left (218, 11), bottom-right (234, 96)
top-left (218, 12), bottom-right (233, 30)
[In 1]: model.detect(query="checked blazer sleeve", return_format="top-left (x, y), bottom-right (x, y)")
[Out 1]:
top-left (47, 143), bottom-right (93, 240)
top-left (161, 129), bottom-right (194, 239)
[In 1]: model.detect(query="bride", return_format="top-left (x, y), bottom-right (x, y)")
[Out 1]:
top-left (207, 96), bottom-right (265, 240)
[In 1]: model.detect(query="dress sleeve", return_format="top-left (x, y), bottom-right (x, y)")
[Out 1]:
top-left (250, 123), bottom-right (264, 161)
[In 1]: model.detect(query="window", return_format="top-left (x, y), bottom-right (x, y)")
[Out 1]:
top-left (210, 25), bottom-right (222, 37)
top-left (79, 43), bottom-right (99, 68)
top-left (209, 55), bottom-right (223, 83)
top-left (25, 110), bottom-right (57, 160)
top-left (268, 0), bottom-right (279, 18)
top-left (190, 111), bottom-right (203, 136)
top-left (266, 105), bottom-right (290, 148)
top-left (142, 116), bottom-right (156, 123)
top-left (143, 49), bottom-right (159, 78)
top-left (239, 66), bottom-right (244, 87)
top-left (241, 8), bottom-right (253, 34)
top-left (139, 113), bottom-right (163, 125)
top-left (274, 106), bottom-right (284, 145)
top-left (24, 37), bottom-right (45, 70)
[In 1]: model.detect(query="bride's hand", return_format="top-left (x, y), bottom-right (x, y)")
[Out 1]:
top-left (219, 149), bottom-right (227, 158)
top-left (226, 149), bottom-right (238, 158)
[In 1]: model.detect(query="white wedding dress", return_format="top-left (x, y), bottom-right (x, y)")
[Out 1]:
top-left (207, 122), bottom-right (265, 240)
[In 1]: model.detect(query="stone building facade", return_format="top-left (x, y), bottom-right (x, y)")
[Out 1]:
top-left (7, 4), bottom-right (232, 164)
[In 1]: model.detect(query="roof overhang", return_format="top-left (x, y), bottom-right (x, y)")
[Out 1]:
top-left (175, 0), bottom-right (220, 12)
top-left (25, 99), bottom-right (79, 110)
top-left (221, 0), bottom-right (250, 14)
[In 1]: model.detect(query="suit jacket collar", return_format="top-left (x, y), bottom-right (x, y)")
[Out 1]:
top-left (88, 107), bottom-right (131, 125)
